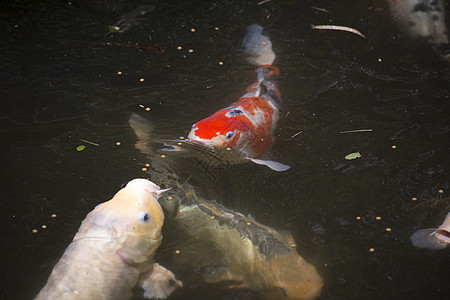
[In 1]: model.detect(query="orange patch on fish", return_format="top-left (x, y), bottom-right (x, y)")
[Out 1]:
top-left (189, 65), bottom-right (281, 159)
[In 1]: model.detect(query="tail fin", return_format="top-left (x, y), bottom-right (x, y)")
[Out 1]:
top-left (129, 113), bottom-right (152, 140)
top-left (241, 24), bottom-right (276, 65)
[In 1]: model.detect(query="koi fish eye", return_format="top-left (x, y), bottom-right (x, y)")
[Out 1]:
top-left (226, 109), bottom-right (243, 117)
top-left (138, 211), bottom-right (150, 222)
top-left (225, 131), bottom-right (234, 139)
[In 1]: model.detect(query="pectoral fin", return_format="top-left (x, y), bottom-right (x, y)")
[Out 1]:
top-left (410, 228), bottom-right (448, 250)
top-left (248, 158), bottom-right (290, 171)
top-left (139, 263), bottom-right (182, 299)
top-left (129, 113), bottom-right (152, 139)
top-left (202, 265), bottom-right (245, 288)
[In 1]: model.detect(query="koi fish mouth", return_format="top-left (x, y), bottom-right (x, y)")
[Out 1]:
top-left (436, 228), bottom-right (450, 243)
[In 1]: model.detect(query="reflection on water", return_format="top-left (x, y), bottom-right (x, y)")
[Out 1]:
top-left (2, 0), bottom-right (449, 299)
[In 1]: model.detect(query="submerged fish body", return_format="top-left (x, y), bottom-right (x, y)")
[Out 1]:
top-left (172, 198), bottom-right (322, 300)
top-left (387, 0), bottom-right (450, 59)
top-left (35, 179), bottom-right (182, 300)
top-left (410, 212), bottom-right (450, 250)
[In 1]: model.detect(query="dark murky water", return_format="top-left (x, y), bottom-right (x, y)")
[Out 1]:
top-left (2, 0), bottom-right (449, 299)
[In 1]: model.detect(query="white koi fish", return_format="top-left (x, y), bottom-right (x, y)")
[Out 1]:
top-left (387, 0), bottom-right (450, 59)
top-left (35, 178), bottom-right (182, 300)
top-left (410, 211), bottom-right (450, 250)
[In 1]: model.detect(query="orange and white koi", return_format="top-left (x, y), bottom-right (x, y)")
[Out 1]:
top-left (187, 24), bottom-right (289, 171)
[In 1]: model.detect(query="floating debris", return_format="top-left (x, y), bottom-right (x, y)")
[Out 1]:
top-left (76, 145), bottom-right (86, 152)
top-left (291, 131), bottom-right (302, 138)
top-left (345, 152), bottom-right (361, 160)
top-left (107, 4), bottom-right (155, 34)
top-left (107, 25), bottom-right (121, 33)
top-left (311, 25), bottom-right (366, 39)
top-left (339, 129), bottom-right (373, 134)
top-left (311, 6), bottom-right (329, 13)
top-left (258, 0), bottom-right (271, 5)
top-left (79, 139), bottom-right (100, 147)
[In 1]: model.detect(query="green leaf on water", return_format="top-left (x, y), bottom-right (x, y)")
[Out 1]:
top-left (345, 151), bottom-right (361, 160)
top-left (77, 145), bottom-right (86, 152)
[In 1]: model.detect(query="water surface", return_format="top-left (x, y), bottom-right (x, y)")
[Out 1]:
top-left (1, 1), bottom-right (449, 299)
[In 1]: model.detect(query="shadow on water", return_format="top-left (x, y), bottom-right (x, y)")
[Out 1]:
top-left (1, 0), bottom-right (449, 299)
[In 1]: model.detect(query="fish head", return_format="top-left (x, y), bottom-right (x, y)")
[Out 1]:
top-left (435, 212), bottom-right (450, 245)
top-left (85, 178), bottom-right (168, 265)
top-left (188, 107), bottom-right (252, 152)
top-left (269, 252), bottom-right (323, 300)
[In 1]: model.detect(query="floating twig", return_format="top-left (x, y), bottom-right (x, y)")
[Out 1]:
top-left (79, 139), bottom-right (100, 146)
top-left (311, 6), bottom-right (329, 13)
top-left (258, 0), bottom-right (271, 5)
top-left (339, 129), bottom-right (373, 134)
top-left (291, 131), bottom-right (303, 138)
top-left (311, 25), bottom-right (366, 39)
